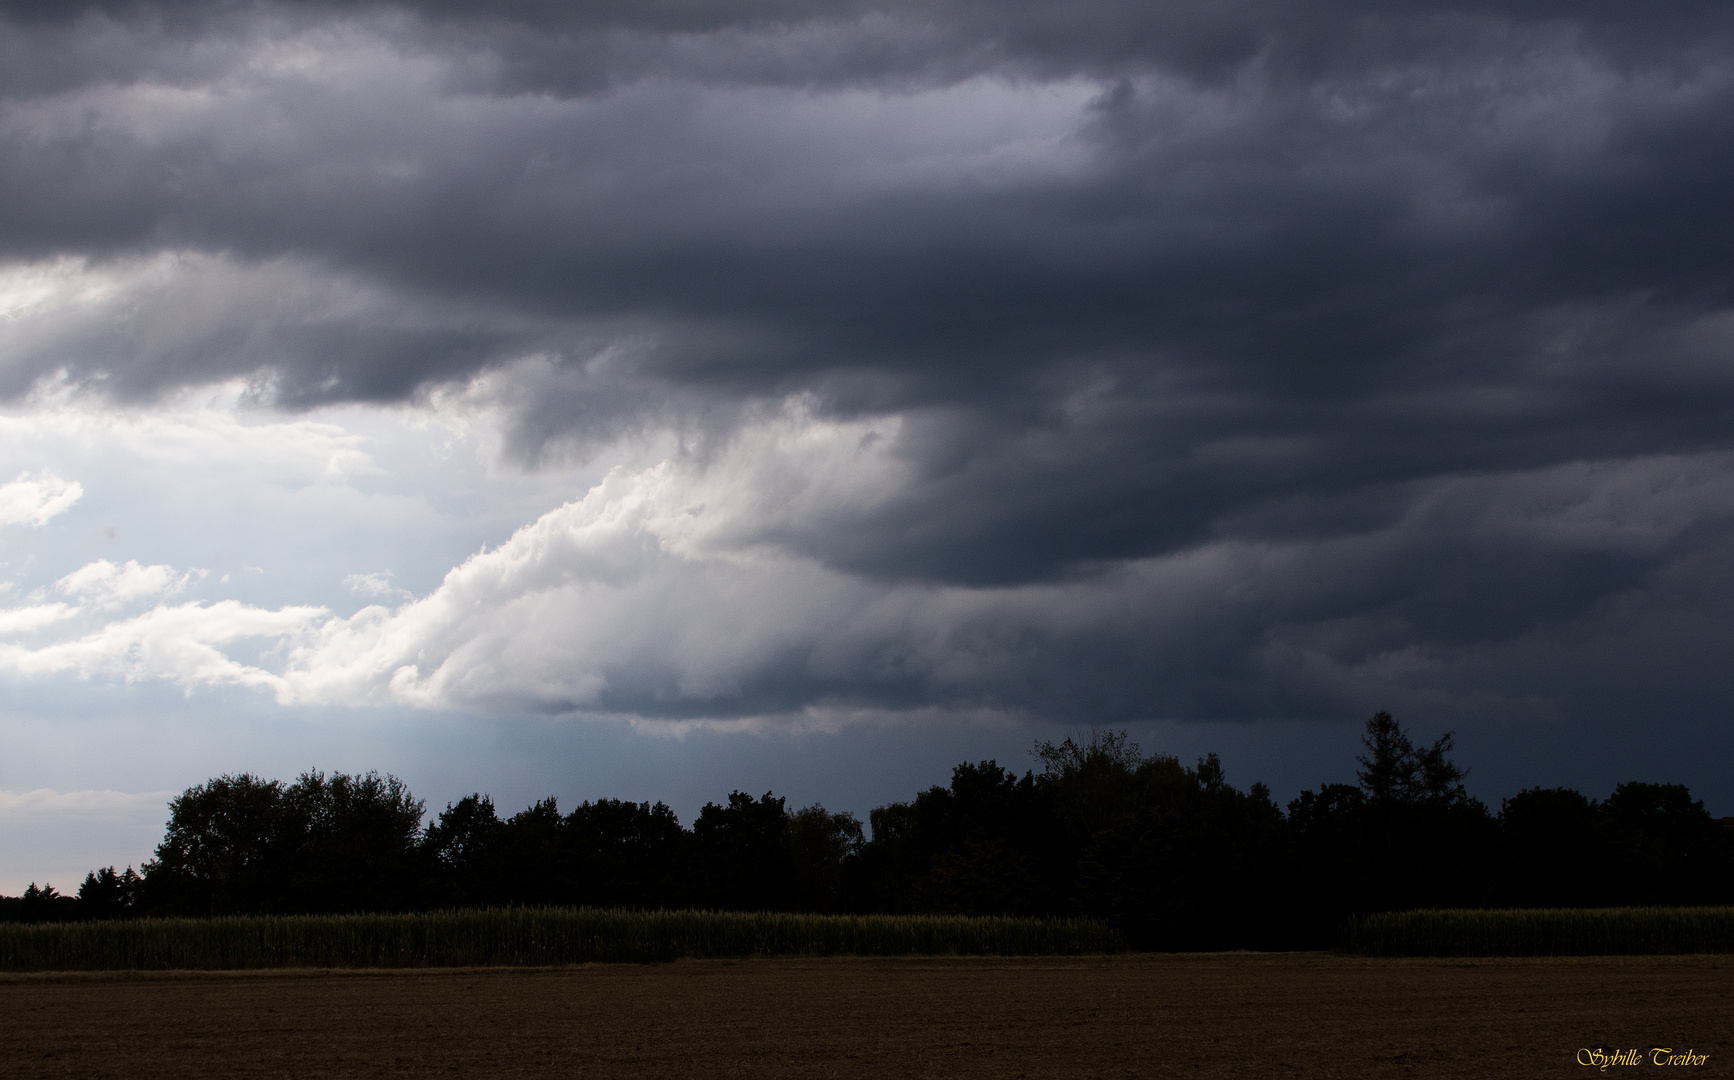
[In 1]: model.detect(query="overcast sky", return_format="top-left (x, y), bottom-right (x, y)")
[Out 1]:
top-left (3, 0), bottom-right (1733, 892)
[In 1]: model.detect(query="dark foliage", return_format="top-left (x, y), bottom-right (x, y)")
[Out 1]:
top-left (419, 792), bottom-right (504, 907)
top-left (1498, 786), bottom-right (1611, 907)
top-left (0, 882), bottom-right (79, 924)
top-left (563, 798), bottom-right (689, 909)
top-left (785, 803), bottom-right (865, 914)
top-left (1498, 781), bottom-right (1734, 908)
top-left (690, 791), bottom-right (796, 911)
top-left (78, 866), bottom-right (144, 919)
top-left (418, 793), bottom-right (691, 909)
top-left (1064, 750), bottom-right (1291, 950)
top-left (861, 760), bottom-right (1063, 917)
top-left (140, 770), bottom-right (425, 915)
top-left (7, 712), bottom-right (1732, 943)
top-left (1287, 713), bottom-right (1498, 941)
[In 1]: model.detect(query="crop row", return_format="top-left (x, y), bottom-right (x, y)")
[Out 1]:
top-left (1343, 906), bottom-right (1734, 956)
top-left (0, 907), bottom-right (1125, 971)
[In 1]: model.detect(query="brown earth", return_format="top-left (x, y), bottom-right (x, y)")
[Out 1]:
top-left (0, 953), bottom-right (1728, 1079)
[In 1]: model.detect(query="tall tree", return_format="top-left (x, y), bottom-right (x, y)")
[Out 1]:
top-left (1356, 710), bottom-right (1467, 806)
top-left (786, 804), bottom-right (865, 914)
top-left (563, 798), bottom-right (686, 909)
top-left (1600, 782), bottom-right (1734, 904)
top-left (77, 866), bottom-right (143, 920)
top-left (1294, 712), bottom-right (1492, 918)
top-left (144, 770), bottom-right (425, 914)
top-left (288, 770), bottom-right (426, 912)
top-left (863, 761), bottom-right (1059, 917)
top-left (143, 773), bottom-right (296, 914)
top-left (420, 793), bottom-right (504, 908)
top-left (690, 791), bottom-right (795, 911)
top-left (1067, 751), bottom-right (1290, 950)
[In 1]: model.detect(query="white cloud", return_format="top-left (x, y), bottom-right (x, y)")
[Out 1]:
top-left (344, 570), bottom-right (400, 597)
top-left (0, 368), bottom-right (378, 482)
top-left (0, 405), bottom-right (949, 714)
top-left (0, 399), bottom-right (1732, 725)
top-left (0, 603), bottom-right (77, 634)
top-left (0, 400), bottom-right (1293, 719)
top-left (273, 403), bottom-right (919, 712)
top-left (0, 469), bottom-right (81, 527)
top-left (57, 559), bottom-right (194, 609)
top-left (0, 600), bottom-right (327, 692)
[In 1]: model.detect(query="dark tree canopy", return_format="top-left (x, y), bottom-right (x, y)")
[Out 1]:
top-left (1356, 711), bottom-right (1469, 806)
top-left (143, 770), bottom-right (425, 915)
top-left (8, 712), bottom-right (1732, 945)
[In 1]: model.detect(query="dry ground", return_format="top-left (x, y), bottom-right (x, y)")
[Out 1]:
top-left (0, 953), bottom-right (1728, 1079)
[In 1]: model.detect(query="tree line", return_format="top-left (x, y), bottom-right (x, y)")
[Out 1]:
top-left (5, 713), bottom-right (1732, 948)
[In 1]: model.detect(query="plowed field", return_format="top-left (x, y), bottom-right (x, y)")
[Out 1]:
top-left (2, 953), bottom-right (1727, 1078)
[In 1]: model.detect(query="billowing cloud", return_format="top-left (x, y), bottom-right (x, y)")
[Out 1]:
top-left (0, 602), bottom-right (75, 633)
top-left (57, 559), bottom-right (194, 609)
top-left (0, 599), bottom-right (327, 692)
top-left (0, 378), bottom-right (379, 481)
top-left (0, 405), bottom-right (1730, 731)
top-left (0, 0), bottom-right (1731, 742)
top-left (0, 468), bottom-right (80, 527)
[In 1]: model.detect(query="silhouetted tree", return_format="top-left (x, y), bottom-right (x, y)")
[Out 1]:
top-left (17, 882), bottom-right (77, 923)
top-left (490, 797), bottom-right (567, 907)
top-left (1064, 749), bottom-right (1291, 950)
top-left (786, 804), bottom-right (865, 913)
top-left (142, 773), bottom-right (297, 914)
top-left (288, 770), bottom-right (425, 912)
top-left (1600, 782), bottom-right (1734, 904)
top-left (1286, 782), bottom-right (1371, 942)
top-left (420, 793), bottom-right (504, 907)
top-left (1356, 710), bottom-right (1467, 806)
top-left (78, 866), bottom-right (143, 920)
top-left (562, 798), bottom-right (686, 909)
top-left (1290, 711), bottom-right (1493, 924)
top-left (1497, 787), bottom-right (1609, 906)
top-left (144, 770), bottom-right (425, 914)
top-left (1034, 729), bottom-right (1148, 837)
top-left (690, 791), bottom-right (794, 911)
top-left (863, 761), bottom-right (1061, 917)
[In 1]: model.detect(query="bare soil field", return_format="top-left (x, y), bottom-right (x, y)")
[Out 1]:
top-left (1, 953), bottom-right (1727, 1079)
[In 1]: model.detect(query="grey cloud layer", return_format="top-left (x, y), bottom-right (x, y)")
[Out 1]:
top-left (2, 0), bottom-right (1732, 727)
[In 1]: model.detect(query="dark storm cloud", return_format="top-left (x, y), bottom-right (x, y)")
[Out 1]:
top-left (2, 0), bottom-right (1733, 728)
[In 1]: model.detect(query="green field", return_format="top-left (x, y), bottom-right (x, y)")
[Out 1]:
top-left (0, 908), bottom-right (1125, 971)
top-left (11, 905), bottom-right (1734, 970)
top-left (1343, 906), bottom-right (1734, 956)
